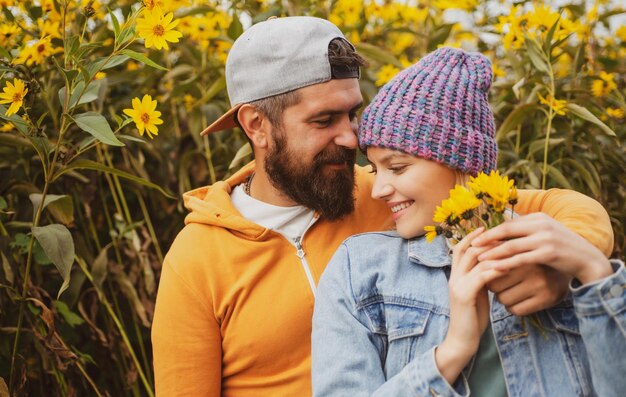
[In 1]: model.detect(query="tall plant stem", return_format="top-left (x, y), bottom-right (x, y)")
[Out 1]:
top-left (76, 257), bottom-right (155, 397)
top-left (136, 191), bottom-right (163, 263)
top-left (10, 117), bottom-right (69, 389)
top-left (541, 65), bottom-right (557, 190)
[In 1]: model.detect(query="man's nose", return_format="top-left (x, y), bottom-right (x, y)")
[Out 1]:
top-left (333, 116), bottom-right (358, 149)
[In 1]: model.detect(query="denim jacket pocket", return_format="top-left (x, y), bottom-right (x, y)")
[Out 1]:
top-left (360, 296), bottom-right (441, 375)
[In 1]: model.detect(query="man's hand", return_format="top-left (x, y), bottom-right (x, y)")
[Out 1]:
top-left (471, 213), bottom-right (613, 315)
top-left (485, 264), bottom-right (569, 316)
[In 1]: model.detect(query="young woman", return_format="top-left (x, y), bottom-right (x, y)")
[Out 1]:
top-left (311, 47), bottom-right (625, 397)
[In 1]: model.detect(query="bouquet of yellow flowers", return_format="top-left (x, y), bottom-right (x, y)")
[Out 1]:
top-left (425, 170), bottom-right (518, 243)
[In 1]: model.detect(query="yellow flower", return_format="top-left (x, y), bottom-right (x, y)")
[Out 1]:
top-left (468, 171), bottom-right (514, 213)
top-left (446, 185), bottom-right (482, 219)
top-left (606, 107), bottom-right (624, 119)
top-left (95, 72), bottom-right (106, 80)
top-left (136, 8), bottom-right (183, 50)
top-left (126, 61), bottom-right (141, 71)
top-left (537, 93), bottom-right (567, 116)
top-left (0, 78), bottom-right (28, 116)
top-left (424, 225), bottom-right (440, 243)
top-left (375, 64), bottom-right (400, 87)
top-left (123, 95), bottom-right (163, 139)
top-left (329, 0), bottom-right (363, 27)
top-left (492, 63), bottom-right (506, 78)
top-left (0, 23), bottom-right (20, 47)
top-left (142, 0), bottom-right (163, 10)
top-left (433, 200), bottom-right (455, 224)
top-left (617, 26), bottom-right (626, 42)
top-left (433, 0), bottom-right (477, 11)
top-left (591, 71), bottom-right (617, 97)
top-left (0, 122), bottom-right (14, 132)
top-left (37, 18), bottom-right (61, 39)
top-left (13, 36), bottom-right (61, 66)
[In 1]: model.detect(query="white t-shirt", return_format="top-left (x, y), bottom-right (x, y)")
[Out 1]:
top-left (230, 184), bottom-right (316, 242)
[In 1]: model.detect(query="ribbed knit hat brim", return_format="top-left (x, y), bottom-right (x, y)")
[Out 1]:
top-left (359, 47), bottom-right (497, 176)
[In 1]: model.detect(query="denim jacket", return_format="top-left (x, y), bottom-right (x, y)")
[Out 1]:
top-left (312, 231), bottom-right (626, 397)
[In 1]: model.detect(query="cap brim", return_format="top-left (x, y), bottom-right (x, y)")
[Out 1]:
top-left (200, 103), bottom-right (243, 136)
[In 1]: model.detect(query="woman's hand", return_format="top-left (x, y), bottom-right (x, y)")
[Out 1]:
top-left (472, 213), bottom-right (612, 285)
top-left (435, 228), bottom-right (507, 385)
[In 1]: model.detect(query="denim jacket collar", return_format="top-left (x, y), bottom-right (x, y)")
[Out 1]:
top-left (408, 235), bottom-right (451, 268)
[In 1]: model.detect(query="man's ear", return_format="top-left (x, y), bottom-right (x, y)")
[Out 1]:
top-left (237, 104), bottom-right (270, 149)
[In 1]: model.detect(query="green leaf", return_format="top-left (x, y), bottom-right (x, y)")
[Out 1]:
top-left (58, 79), bottom-right (104, 110)
top-left (109, 8), bottom-right (121, 40)
top-left (529, 138), bottom-right (565, 157)
top-left (55, 300), bottom-right (84, 327)
top-left (199, 75), bottom-right (227, 104)
top-left (29, 193), bottom-right (67, 213)
top-left (562, 158), bottom-right (600, 197)
top-left (228, 14), bottom-right (243, 40)
top-left (546, 164), bottom-right (572, 189)
top-left (1, 252), bottom-right (13, 285)
top-left (117, 26), bottom-right (136, 47)
top-left (26, 136), bottom-right (51, 171)
top-left (92, 246), bottom-right (110, 290)
top-left (354, 42), bottom-right (402, 67)
top-left (228, 142), bottom-right (252, 170)
top-left (544, 16), bottom-right (560, 53)
top-left (71, 112), bottom-right (124, 146)
top-left (54, 159), bottom-right (176, 199)
top-left (525, 38), bottom-right (549, 74)
top-left (565, 103), bottom-right (616, 137)
top-left (0, 196), bottom-right (6, 211)
top-left (115, 272), bottom-right (149, 327)
top-left (428, 24), bottom-right (455, 52)
top-left (30, 194), bottom-right (74, 226)
top-left (32, 224), bottom-right (75, 299)
top-left (85, 54), bottom-right (129, 76)
top-left (120, 49), bottom-right (168, 71)
top-left (496, 104), bottom-right (541, 141)
top-left (0, 104), bottom-right (29, 134)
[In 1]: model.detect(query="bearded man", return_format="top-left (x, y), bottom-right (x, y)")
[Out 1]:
top-left (151, 16), bottom-right (614, 397)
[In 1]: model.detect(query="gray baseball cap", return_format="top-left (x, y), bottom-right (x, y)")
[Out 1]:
top-left (200, 16), bottom-right (359, 136)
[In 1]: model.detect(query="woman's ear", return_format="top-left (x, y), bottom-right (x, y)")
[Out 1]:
top-left (237, 104), bottom-right (269, 149)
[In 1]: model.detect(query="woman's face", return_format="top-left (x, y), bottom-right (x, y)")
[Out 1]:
top-left (367, 147), bottom-right (457, 239)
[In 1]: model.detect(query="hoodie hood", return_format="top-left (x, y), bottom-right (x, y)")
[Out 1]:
top-left (183, 161), bottom-right (270, 240)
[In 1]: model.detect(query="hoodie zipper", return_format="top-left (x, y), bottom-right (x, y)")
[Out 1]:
top-left (290, 216), bottom-right (319, 298)
top-left (293, 237), bottom-right (317, 298)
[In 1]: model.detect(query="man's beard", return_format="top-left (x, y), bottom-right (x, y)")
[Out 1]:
top-left (264, 130), bottom-right (356, 221)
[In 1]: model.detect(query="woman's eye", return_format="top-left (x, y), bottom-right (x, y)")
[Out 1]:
top-left (389, 165), bottom-right (407, 174)
top-left (369, 168), bottom-right (377, 175)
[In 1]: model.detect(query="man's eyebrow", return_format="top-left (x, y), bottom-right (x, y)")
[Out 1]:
top-left (307, 102), bottom-right (363, 120)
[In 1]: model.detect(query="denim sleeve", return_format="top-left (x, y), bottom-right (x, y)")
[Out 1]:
top-left (571, 260), bottom-right (626, 397)
top-left (312, 244), bottom-right (469, 397)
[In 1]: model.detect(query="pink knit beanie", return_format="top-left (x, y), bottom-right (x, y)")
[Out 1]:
top-left (359, 47), bottom-right (497, 176)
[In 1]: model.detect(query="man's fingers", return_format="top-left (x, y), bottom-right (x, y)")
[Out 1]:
top-left (486, 270), bottom-right (523, 293)
top-left (505, 296), bottom-right (554, 317)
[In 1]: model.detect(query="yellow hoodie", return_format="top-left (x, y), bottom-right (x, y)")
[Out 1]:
top-left (152, 161), bottom-right (613, 397)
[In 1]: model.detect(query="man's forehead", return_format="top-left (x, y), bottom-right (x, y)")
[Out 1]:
top-left (296, 79), bottom-right (363, 111)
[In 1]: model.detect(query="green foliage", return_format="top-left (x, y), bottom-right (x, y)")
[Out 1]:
top-left (0, 0), bottom-right (624, 396)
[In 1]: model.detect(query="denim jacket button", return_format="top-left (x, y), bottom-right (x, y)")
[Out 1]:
top-left (609, 284), bottom-right (623, 298)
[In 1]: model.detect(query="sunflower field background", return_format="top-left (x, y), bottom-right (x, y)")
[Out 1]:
top-left (0, 0), bottom-right (624, 395)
